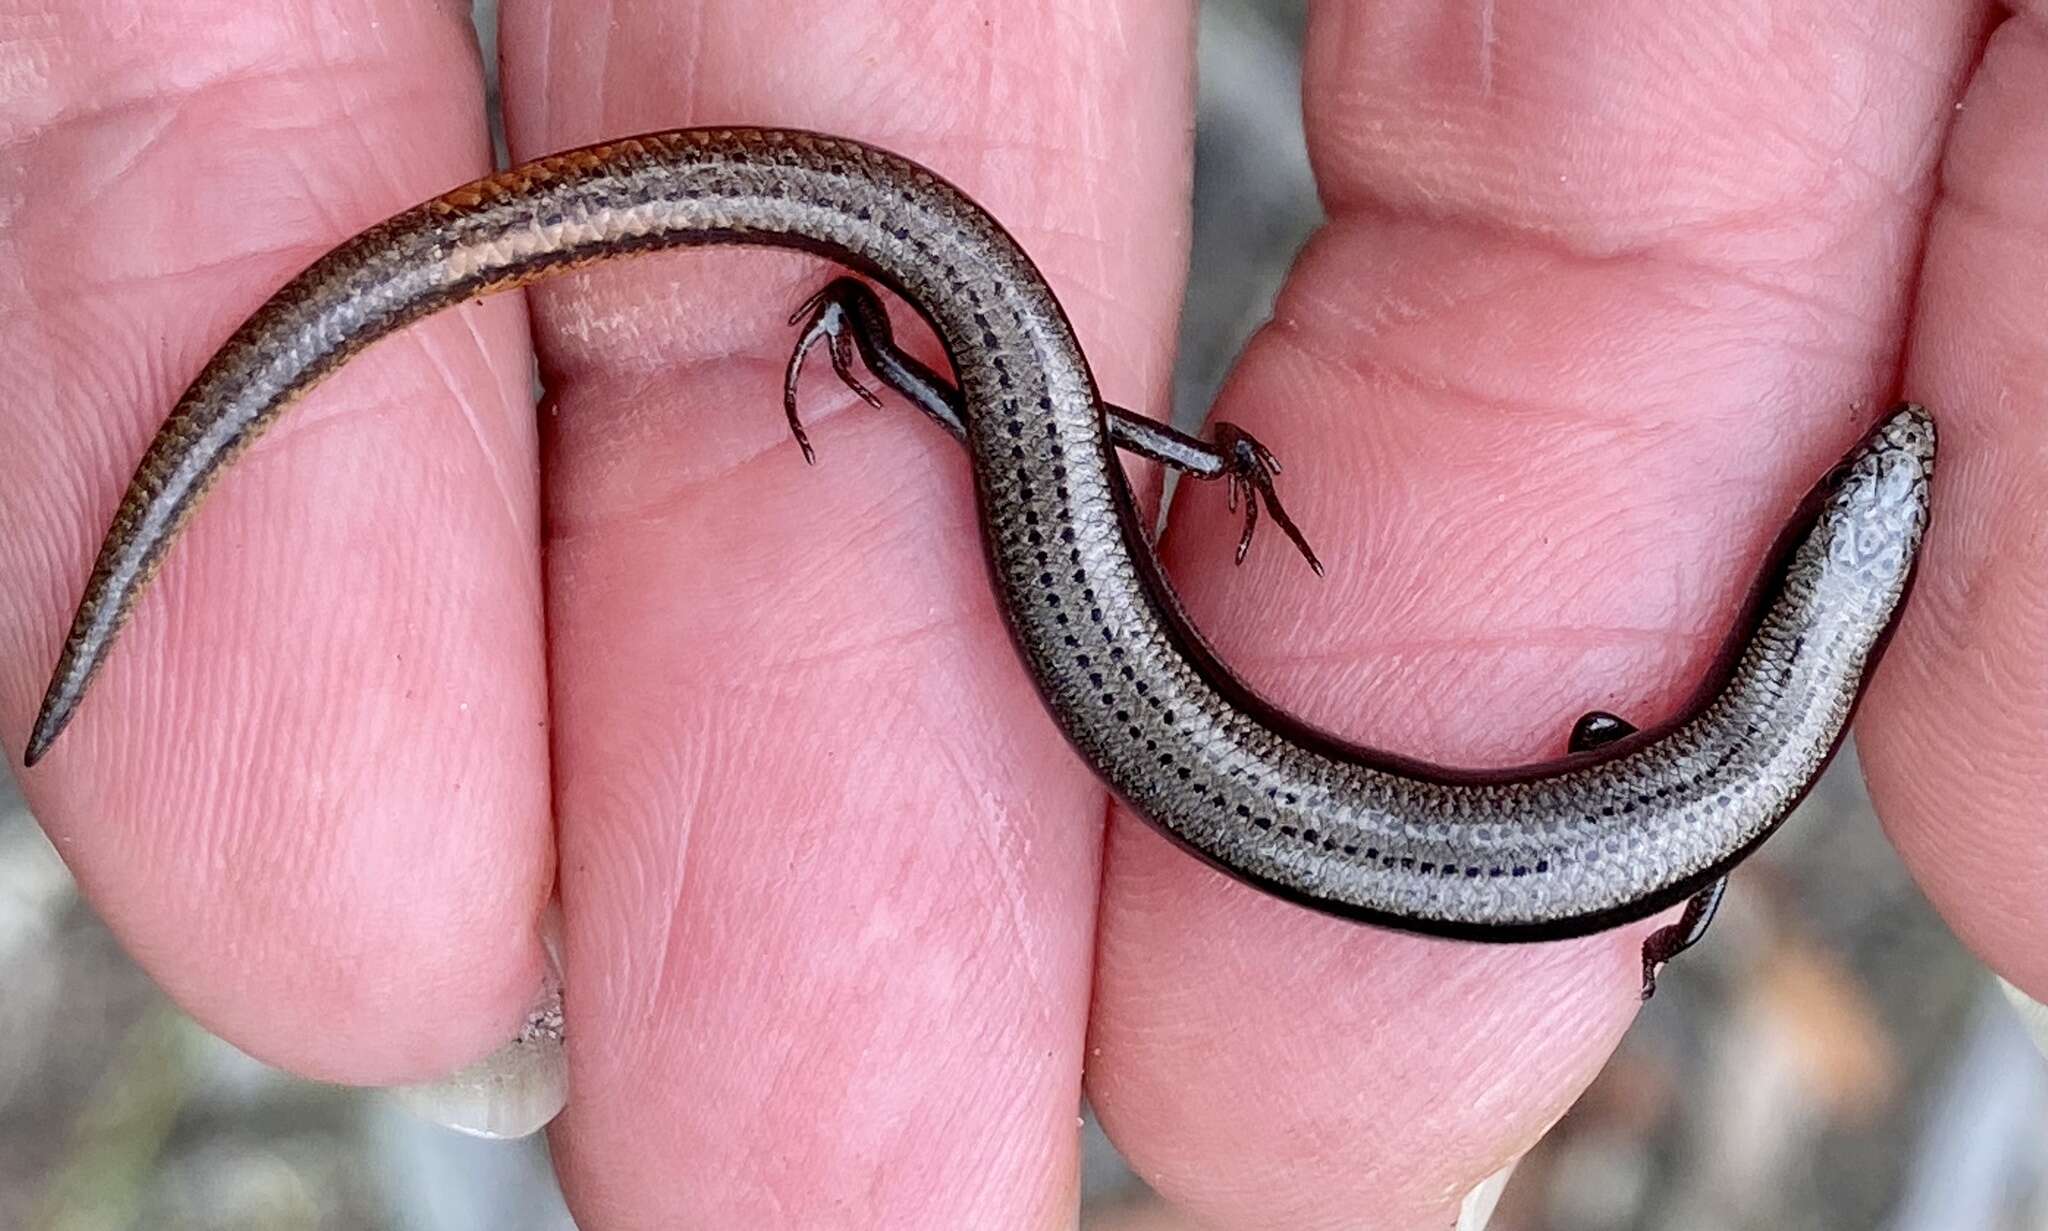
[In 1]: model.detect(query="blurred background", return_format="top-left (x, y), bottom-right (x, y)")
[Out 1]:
top-left (7, 2), bottom-right (2046, 1228)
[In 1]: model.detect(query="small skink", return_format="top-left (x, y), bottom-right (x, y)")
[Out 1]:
top-left (21, 129), bottom-right (1934, 990)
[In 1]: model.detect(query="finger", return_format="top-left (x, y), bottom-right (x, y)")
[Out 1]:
top-left (1858, 11), bottom-right (2048, 996)
top-left (0, 2), bottom-right (553, 1081)
top-left (1087, 0), bottom-right (1983, 1224)
top-left (494, 1), bottom-right (1192, 1223)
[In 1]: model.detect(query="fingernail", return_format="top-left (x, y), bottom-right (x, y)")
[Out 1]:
top-left (1998, 976), bottom-right (2048, 1060)
top-left (388, 908), bottom-right (567, 1139)
top-left (1457, 1156), bottom-right (1520, 1231)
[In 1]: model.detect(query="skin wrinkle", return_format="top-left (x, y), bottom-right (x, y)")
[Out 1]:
top-left (582, 736), bottom-right (705, 1033)
top-left (149, 639), bottom-right (351, 983)
top-left (589, 3), bottom-right (622, 130)
top-left (1264, 311), bottom-right (1684, 439)
top-left (1699, 80), bottom-right (1858, 189)
top-left (0, 23), bottom-right (59, 128)
top-left (1476, 0), bottom-right (1497, 95)
top-left (676, 1), bottom-right (703, 124)
top-left (1639, 249), bottom-right (1876, 336)
top-left (411, 310), bottom-right (531, 537)
top-left (138, 73), bottom-right (454, 168)
top-left (545, 397), bottom-right (837, 531)
top-left (922, 722), bottom-right (1067, 969)
top-left (1312, 89), bottom-right (1934, 258)
top-left (304, 20), bottom-right (477, 202)
top-left (524, 9), bottom-right (556, 143)
top-left (889, 132), bottom-right (1140, 175)
top-left (62, 97), bottom-right (176, 196)
top-left (1335, 464), bottom-right (1720, 610)
top-left (14, 242), bottom-right (322, 302)
top-left (1273, 246), bottom-right (1888, 436)
top-left (277, 102), bottom-right (390, 241)
top-left (1251, 624), bottom-right (1722, 672)
top-left (536, 256), bottom-right (830, 364)
top-left (1646, 246), bottom-right (1884, 337)
top-left (10, 26), bottom-right (292, 141)
top-left (5, 304), bottom-right (130, 476)
top-left (742, 608), bottom-right (988, 683)
top-left (553, 337), bottom-right (977, 530)
top-left (1943, 180), bottom-right (2048, 246)
top-left (542, 326), bottom-right (777, 391)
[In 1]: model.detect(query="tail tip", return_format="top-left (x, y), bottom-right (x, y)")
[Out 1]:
top-left (22, 696), bottom-right (70, 769)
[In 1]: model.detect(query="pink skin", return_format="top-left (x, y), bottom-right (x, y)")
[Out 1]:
top-left (0, 0), bottom-right (2035, 1226)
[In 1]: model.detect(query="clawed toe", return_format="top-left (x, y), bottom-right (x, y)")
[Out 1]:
top-left (1215, 423), bottom-right (1322, 576)
top-left (785, 282), bottom-right (889, 463)
top-left (828, 330), bottom-right (883, 411)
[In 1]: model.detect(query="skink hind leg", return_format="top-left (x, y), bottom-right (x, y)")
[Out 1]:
top-left (784, 277), bottom-right (980, 450)
top-left (784, 284), bottom-right (884, 463)
top-left (1564, 709), bottom-right (1728, 1000)
top-left (784, 277), bottom-right (1322, 573)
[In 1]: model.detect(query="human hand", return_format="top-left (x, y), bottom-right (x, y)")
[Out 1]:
top-left (2, 3), bottom-right (2041, 1228)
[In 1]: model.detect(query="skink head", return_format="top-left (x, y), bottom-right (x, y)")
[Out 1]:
top-left (1804, 403), bottom-right (1935, 632)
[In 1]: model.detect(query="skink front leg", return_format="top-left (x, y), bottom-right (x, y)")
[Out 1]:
top-left (787, 277), bottom-right (1321, 573)
top-left (1637, 879), bottom-right (1727, 1001)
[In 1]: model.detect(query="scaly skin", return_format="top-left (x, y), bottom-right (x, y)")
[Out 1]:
top-left (26, 127), bottom-right (1934, 939)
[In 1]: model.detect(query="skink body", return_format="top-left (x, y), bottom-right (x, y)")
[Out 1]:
top-left (22, 128), bottom-right (1934, 945)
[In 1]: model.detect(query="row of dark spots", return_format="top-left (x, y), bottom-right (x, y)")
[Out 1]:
top-left (1586, 719), bottom-right (1762, 829)
top-left (824, 166), bottom-right (1407, 868)
top-left (1044, 418), bottom-right (1072, 503)
top-left (1231, 800), bottom-right (1358, 857)
top-left (1230, 798), bottom-right (1555, 880)
top-left (1027, 410), bottom-right (1095, 668)
top-left (840, 182), bottom-right (923, 254)
top-left (982, 385), bottom-right (1185, 802)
